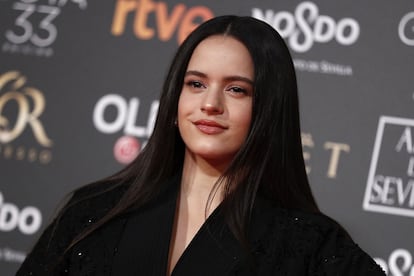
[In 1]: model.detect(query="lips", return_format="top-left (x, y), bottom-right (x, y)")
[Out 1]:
top-left (193, 119), bottom-right (228, 134)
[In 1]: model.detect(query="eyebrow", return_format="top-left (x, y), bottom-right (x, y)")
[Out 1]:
top-left (185, 70), bottom-right (254, 85)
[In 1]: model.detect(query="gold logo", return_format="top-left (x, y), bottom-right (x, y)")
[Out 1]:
top-left (302, 132), bottom-right (350, 179)
top-left (0, 71), bottom-right (52, 147)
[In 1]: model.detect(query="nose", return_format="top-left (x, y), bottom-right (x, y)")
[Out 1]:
top-left (200, 88), bottom-right (224, 114)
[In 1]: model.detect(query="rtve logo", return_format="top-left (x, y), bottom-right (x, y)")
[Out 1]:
top-left (252, 1), bottom-right (360, 53)
top-left (111, 0), bottom-right (214, 44)
top-left (0, 71), bottom-right (52, 147)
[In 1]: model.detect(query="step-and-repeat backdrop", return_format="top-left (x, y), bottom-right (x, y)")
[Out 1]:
top-left (1, 0), bottom-right (413, 275)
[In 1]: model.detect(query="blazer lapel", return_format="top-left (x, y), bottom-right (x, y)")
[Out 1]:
top-left (171, 208), bottom-right (244, 276)
top-left (112, 179), bottom-right (274, 276)
top-left (111, 178), bottom-right (179, 276)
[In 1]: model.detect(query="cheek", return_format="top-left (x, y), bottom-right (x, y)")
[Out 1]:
top-left (177, 91), bottom-right (194, 116)
top-left (177, 93), bottom-right (194, 134)
top-left (232, 103), bottom-right (252, 133)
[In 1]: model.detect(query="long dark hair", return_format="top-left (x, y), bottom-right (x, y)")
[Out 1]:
top-left (60, 15), bottom-right (319, 258)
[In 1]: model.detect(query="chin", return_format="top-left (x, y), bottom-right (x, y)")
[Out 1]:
top-left (185, 143), bottom-right (239, 163)
top-left (196, 150), bottom-right (236, 163)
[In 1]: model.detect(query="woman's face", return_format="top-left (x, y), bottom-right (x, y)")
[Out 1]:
top-left (177, 35), bottom-right (254, 165)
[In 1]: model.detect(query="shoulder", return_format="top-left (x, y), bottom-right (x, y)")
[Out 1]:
top-left (249, 200), bottom-right (385, 275)
top-left (251, 204), bottom-right (349, 257)
top-left (272, 207), bottom-right (349, 243)
top-left (49, 179), bottom-right (129, 243)
top-left (16, 180), bottom-right (128, 275)
top-left (65, 180), bottom-right (127, 214)
top-left (251, 198), bottom-right (347, 244)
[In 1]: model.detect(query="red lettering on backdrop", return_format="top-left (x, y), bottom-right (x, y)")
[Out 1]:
top-left (156, 3), bottom-right (186, 41)
top-left (111, 0), bottom-right (214, 44)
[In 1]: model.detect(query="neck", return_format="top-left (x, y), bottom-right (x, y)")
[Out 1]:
top-left (180, 150), bottom-right (230, 214)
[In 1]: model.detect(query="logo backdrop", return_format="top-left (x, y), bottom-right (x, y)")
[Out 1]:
top-left (1, 0), bottom-right (413, 275)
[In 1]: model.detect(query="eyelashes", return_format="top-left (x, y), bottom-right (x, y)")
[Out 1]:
top-left (227, 86), bottom-right (247, 94)
top-left (185, 80), bottom-right (250, 95)
top-left (186, 80), bottom-right (206, 89)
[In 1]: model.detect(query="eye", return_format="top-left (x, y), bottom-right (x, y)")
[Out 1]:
top-left (227, 86), bottom-right (248, 94)
top-left (186, 80), bottom-right (205, 89)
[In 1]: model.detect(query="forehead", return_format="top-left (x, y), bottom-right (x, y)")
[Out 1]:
top-left (186, 35), bottom-right (254, 77)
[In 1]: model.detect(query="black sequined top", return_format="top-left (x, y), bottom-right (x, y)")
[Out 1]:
top-left (16, 177), bottom-right (385, 276)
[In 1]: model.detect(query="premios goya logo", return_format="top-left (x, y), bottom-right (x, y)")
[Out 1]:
top-left (93, 94), bottom-right (159, 164)
top-left (252, 1), bottom-right (360, 53)
top-left (111, 0), bottom-right (214, 44)
top-left (363, 116), bottom-right (414, 217)
top-left (0, 71), bottom-right (52, 164)
top-left (2, 0), bottom-right (87, 58)
top-left (399, 11), bottom-right (414, 46)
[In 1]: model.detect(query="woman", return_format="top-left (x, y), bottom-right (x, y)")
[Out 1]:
top-left (17, 16), bottom-right (384, 275)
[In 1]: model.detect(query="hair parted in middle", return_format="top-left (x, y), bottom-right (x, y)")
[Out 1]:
top-left (64, 15), bottom-right (319, 253)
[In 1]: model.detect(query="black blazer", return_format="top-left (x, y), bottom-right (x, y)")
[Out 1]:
top-left (17, 177), bottom-right (385, 275)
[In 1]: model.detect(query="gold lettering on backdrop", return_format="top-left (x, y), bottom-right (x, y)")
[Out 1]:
top-left (302, 133), bottom-right (351, 180)
top-left (324, 142), bottom-right (350, 178)
top-left (0, 71), bottom-right (52, 147)
top-left (0, 144), bottom-right (51, 164)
